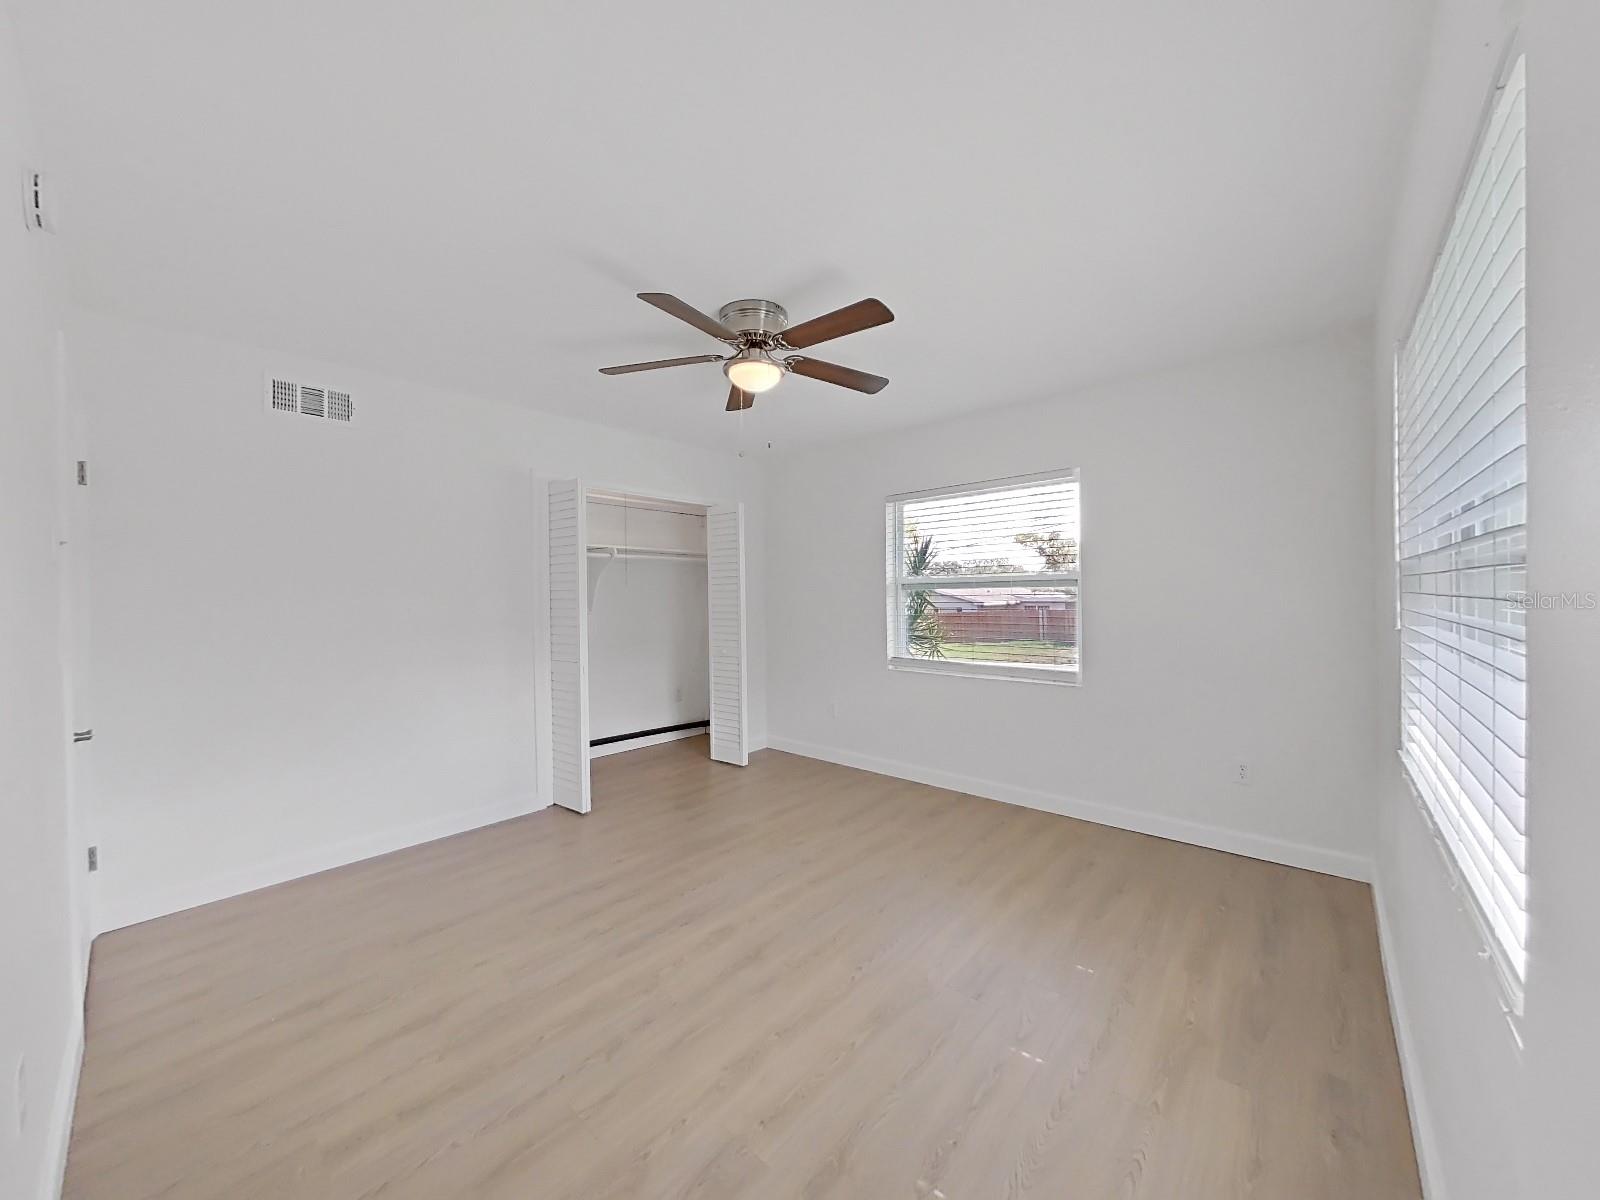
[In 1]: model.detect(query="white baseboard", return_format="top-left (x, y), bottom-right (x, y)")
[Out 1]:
top-left (42, 1005), bottom-right (84, 1200)
top-left (589, 727), bottom-right (707, 759)
top-left (764, 736), bottom-right (1372, 882)
top-left (96, 792), bottom-right (547, 934)
top-left (1372, 876), bottom-right (1443, 1198)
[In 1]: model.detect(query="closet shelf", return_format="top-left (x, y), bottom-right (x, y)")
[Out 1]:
top-left (586, 544), bottom-right (706, 563)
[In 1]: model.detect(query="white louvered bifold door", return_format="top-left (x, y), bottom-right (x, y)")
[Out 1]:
top-left (706, 504), bottom-right (749, 766)
top-left (1396, 54), bottom-right (1526, 985)
top-left (548, 479), bottom-right (591, 812)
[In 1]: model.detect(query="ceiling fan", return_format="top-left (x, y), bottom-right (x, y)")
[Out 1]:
top-left (599, 293), bottom-right (894, 412)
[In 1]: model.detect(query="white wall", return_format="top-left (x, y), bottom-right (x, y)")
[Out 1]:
top-left (588, 554), bottom-right (710, 743)
top-left (1365, 4), bottom-right (1527, 1197)
top-left (766, 327), bottom-right (1377, 879)
top-left (1521, 1), bottom-right (1600, 1194)
top-left (0, 8), bottom-right (83, 1198)
top-left (1374, 5), bottom-right (1600, 1196)
top-left (76, 309), bottom-right (767, 933)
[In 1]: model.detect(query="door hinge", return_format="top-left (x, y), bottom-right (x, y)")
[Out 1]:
top-left (76, 461), bottom-right (88, 486)
top-left (72, 728), bottom-right (93, 743)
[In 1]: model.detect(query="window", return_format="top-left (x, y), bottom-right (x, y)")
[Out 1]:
top-left (1396, 54), bottom-right (1525, 990)
top-left (886, 469), bottom-right (1080, 683)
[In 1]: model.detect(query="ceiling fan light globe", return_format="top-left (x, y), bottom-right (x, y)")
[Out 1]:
top-left (724, 356), bottom-right (783, 394)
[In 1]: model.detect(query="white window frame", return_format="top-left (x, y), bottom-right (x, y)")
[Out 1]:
top-left (885, 468), bottom-right (1081, 685)
top-left (1393, 48), bottom-right (1526, 1017)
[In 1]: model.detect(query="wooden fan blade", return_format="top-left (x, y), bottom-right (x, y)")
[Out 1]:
top-left (598, 354), bottom-right (724, 375)
top-left (637, 293), bottom-right (740, 342)
top-left (784, 356), bottom-right (889, 394)
top-left (726, 385), bottom-right (754, 412)
top-left (780, 298), bottom-right (894, 349)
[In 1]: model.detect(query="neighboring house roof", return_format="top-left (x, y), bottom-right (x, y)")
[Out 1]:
top-left (927, 588), bottom-right (1073, 610)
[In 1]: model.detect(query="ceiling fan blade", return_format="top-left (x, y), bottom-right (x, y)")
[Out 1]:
top-left (784, 356), bottom-right (889, 395)
top-left (726, 385), bottom-right (754, 412)
top-left (637, 293), bottom-right (740, 342)
top-left (598, 354), bottom-right (724, 376)
top-left (780, 298), bottom-right (894, 350)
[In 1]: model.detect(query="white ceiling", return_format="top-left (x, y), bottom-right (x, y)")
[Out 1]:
top-left (17, 0), bottom-right (1433, 451)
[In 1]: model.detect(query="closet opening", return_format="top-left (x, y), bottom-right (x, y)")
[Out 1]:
top-left (585, 490), bottom-right (712, 762)
top-left (545, 479), bottom-right (748, 814)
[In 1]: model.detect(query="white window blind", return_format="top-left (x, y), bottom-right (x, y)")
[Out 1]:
top-left (1396, 54), bottom-right (1526, 987)
top-left (886, 470), bottom-right (1080, 683)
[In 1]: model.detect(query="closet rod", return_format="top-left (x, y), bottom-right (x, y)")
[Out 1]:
top-left (586, 545), bottom-right (706, 562)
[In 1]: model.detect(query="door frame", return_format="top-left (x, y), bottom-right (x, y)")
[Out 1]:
top-left (540, 479), bottom-right (750, 812)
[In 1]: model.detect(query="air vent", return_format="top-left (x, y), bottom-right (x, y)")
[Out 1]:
top-left (264, 375), bottom-right (354, 424)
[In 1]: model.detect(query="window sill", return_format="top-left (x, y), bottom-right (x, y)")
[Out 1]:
top-left (887, 657), bottom-right (1081, 686)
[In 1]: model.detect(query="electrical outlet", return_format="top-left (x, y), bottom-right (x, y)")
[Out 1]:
top-left (87, 845), bottom-right (98, 872)
top-left (1233, 760), bottom-right (1251, 786)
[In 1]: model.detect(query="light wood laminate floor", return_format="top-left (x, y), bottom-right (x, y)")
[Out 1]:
top-left (65, 739), bottom-right (1419, 1198)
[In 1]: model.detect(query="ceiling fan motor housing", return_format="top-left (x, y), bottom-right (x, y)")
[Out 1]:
top-left (717, 299), bottom-right (789, 342)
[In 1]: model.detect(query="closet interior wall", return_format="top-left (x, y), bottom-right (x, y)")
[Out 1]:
top-left (585, 495), bottom-right (711, 756)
